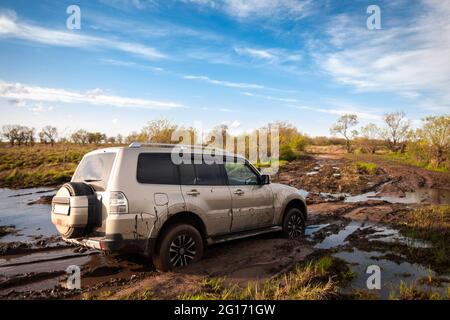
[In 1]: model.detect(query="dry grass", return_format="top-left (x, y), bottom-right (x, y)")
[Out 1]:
top-left (179, 256), bottom-right (354, 300)
top-left (0, 143), bottom-right (100, 188)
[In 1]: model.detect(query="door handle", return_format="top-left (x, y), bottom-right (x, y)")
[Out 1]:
top-left (186, 189), bottom-right (200, 196)
top-left (233, 189), bottom-right (244, 195)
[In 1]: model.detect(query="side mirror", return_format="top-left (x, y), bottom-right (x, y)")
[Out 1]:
top-left (260, 174), bottom-right (270, 185)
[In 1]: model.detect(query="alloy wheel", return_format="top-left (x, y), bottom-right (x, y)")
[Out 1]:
top-left (169, 234), bottom-right (197, 267)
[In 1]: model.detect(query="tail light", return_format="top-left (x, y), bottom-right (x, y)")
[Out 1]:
top-left (109, 191), bottom-right (128, 214)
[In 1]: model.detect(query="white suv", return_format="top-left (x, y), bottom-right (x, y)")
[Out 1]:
top-left (51, 143), bottom-right (307, 271)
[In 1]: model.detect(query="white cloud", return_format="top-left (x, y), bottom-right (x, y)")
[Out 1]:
top-left (0, 10), bottom-right (165, 60)
top-left (217, 0), bottom-right (313, 20)
top-left (230, 120), bottom-right (240, 128)
top-left (31, 103), bottom-right (53, 115)
top-left (234, 47), bottom-right (302, 64)
top-left (316, 0), bottom-right (450, 109)
top-left (183, 75), bottom-right (264, 89)
top-left (100, 58), bottom-right (164, 72)
top-left (0, 80), bottom-right (184, 110)
top-left (288, 105), bottom-right (381, 122)
top-left (242, 92), bottom-right (300, 103)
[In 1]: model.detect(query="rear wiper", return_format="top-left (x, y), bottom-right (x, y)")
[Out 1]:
top-left (83, 179), bottom-right (101, 182)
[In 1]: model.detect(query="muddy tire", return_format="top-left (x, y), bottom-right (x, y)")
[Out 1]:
top-left (282, 207), bottom-right (306, 239)
top-left (152, 224), bottom-right (204, 272)
top-left (56, 182), bottom-right (94, 239)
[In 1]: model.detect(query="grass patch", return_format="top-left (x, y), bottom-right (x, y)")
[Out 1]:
top-left (179, 256), bottom-right (354, 300)
top-left (389, 281), bottom-right (449, 300)
top-left (396, 205), bottom-right (450, 273)
top-left (118, 289), bottom-right (153, 300)
top-left (384, 153), bottom-right (448, 173)
top-left (0, 144), bottom-right (100, 188)
top-left (354, 161), bottom-right (378, 175)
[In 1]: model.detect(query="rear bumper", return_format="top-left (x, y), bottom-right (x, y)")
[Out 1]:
top-left (64, 234), bottom-right (154, 254)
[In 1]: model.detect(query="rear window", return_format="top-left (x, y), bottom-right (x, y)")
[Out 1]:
top-left (73, 153), bottom-right (116, 190)
top-left (194, 163), bottom-right (224, 185)
top-left (137, 153), bottom-right (179, 184)
top-left (176, 153), bottom-right (225, 185)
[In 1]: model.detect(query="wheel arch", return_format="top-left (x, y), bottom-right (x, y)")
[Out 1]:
top-left (150, 211), bottom-right (207, 254)
top-left (282, 198), bottom-right (307, 222)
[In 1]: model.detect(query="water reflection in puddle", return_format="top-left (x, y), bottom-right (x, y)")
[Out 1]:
top-left (0, 188), bottom-right (57, 242)
top-left (307, 220), bottom-right (448, 298)
top-left (345, 187), bottom-right (450, 205)
top-left (334, 249), bottom-right (448, 299)
top-left (314, 221), bottom-right (362, 249)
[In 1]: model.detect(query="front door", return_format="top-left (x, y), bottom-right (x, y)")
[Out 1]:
top-left (224, 160), bottom-right (274, 232)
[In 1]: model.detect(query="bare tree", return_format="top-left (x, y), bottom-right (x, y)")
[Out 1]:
top-left (71, 129), bottom-right (89, 144)
top-left (107, 136), bottom-right (116, 144)
top-left (24, 127), bottom-right (35, 146)
top-left (206, 124), bottom-right (229, 149)
top-left (142, 119), bottom-right (178, 143)
top-left (2, 125), bottom-right (20, 146)
top-left (417, 115), bottom-right (450, 166)
top-left (116, 134), bottom-right (123, 144)
top-left (382, 111), bottom-right (411, 152)
top-left (359, 123), bottom-right (380, 154)
top-left (330, 114), bottom-right (359, 153)
top-left (40, 126), bottom-right (58, 146)
top-left (87, 132), bottom-right (106, 144)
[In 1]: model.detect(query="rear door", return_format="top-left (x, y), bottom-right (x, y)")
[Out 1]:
top-left (179, 160), bottom-right (232, 236)
top-left (224, 159), bottom-right (274, 232)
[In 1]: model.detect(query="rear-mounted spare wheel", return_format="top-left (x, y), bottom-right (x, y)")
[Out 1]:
top-left (51, 182), bottom-right (99, 239)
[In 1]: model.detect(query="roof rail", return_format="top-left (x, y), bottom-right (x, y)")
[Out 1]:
top-left (128, 142), bottom-right (226, 153)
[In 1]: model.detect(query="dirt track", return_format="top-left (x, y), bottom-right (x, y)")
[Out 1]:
top-left (0, 153), bottom-right (449, 299)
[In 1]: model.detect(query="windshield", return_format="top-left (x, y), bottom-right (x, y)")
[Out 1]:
top-left (72, 153), bottom-right (116, 191)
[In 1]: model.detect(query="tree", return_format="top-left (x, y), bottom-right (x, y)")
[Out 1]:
top-left (71, 129), bottom-right (89, 144)
top-left (107, 136), bottom-right (116, 144)
top-left (382, 111), bottom-right (411, 152)
top-left (2, 125), bottom-right (20, 146)
top-left (39, 126), bottom-right (58, 146)
top-left (417, 115), bottom-right (450, 166)
top-left (330, 114), bottom-right (358, 153)
top-left (359, 123), bottom-right (380, 154)
top-left (206, 124), bottom-right (229, 149)
top-left (87, 132), bottom-right (106, 144)
top-left (116, 134), bottom-right (124, 144)
top-left (142, 119), bottom-right (178, 143)
top-left (24, 127), bottom-right (35, 146)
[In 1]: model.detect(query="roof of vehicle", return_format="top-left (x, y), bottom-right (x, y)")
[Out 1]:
top-left (83, 143), bottom-right (242, 158)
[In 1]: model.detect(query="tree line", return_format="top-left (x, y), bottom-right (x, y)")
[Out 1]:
top-left (2, 112), bottom-right (449, 169)
top-left (330, 112), bottom-right (449, 168)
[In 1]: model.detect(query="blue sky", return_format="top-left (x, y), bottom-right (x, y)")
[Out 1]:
top-left (0, 0), bottom-right (448, 138)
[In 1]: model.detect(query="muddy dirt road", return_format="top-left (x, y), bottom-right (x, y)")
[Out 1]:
top-left (1, 154), bottom-right (449, 299)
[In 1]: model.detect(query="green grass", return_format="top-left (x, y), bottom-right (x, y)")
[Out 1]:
top-left (354, 161), bottom-right (379, 174)
top-left (179, 256), bottom-right (354, 300)
top-left (389, 281), bottom-right (449, 300)
top-left (0, 143), bottom-right (101, 188)
top-left (397, 205), bottom-right (450, 273)
top-left (384, 152), bottom-right (448, 173)
top-left (118, 289), bottom-right (153, 300)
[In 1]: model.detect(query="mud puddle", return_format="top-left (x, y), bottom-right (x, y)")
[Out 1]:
top-left (345, 187), bottom-right (450, 205)
top-left (307, 220), bottom-right (449, 298)
top-left (0, 188), bottom-right (57, 242)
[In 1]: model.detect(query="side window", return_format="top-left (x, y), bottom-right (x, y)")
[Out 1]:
top-left (179, 163), bottom-right (196, 185)
top-left (225, 162), bottom-right (259, 185)
top-left (194, 163), bottom-right (224, 186)
top-left (137, 153), bottom-right (179, 184)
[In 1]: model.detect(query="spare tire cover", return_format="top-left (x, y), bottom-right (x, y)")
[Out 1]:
top-left (55, 182), bottom-right (94, 239)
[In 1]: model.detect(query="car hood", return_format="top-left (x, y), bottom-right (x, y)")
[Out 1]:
top-left (270, 183), bottom-right (306, 201)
